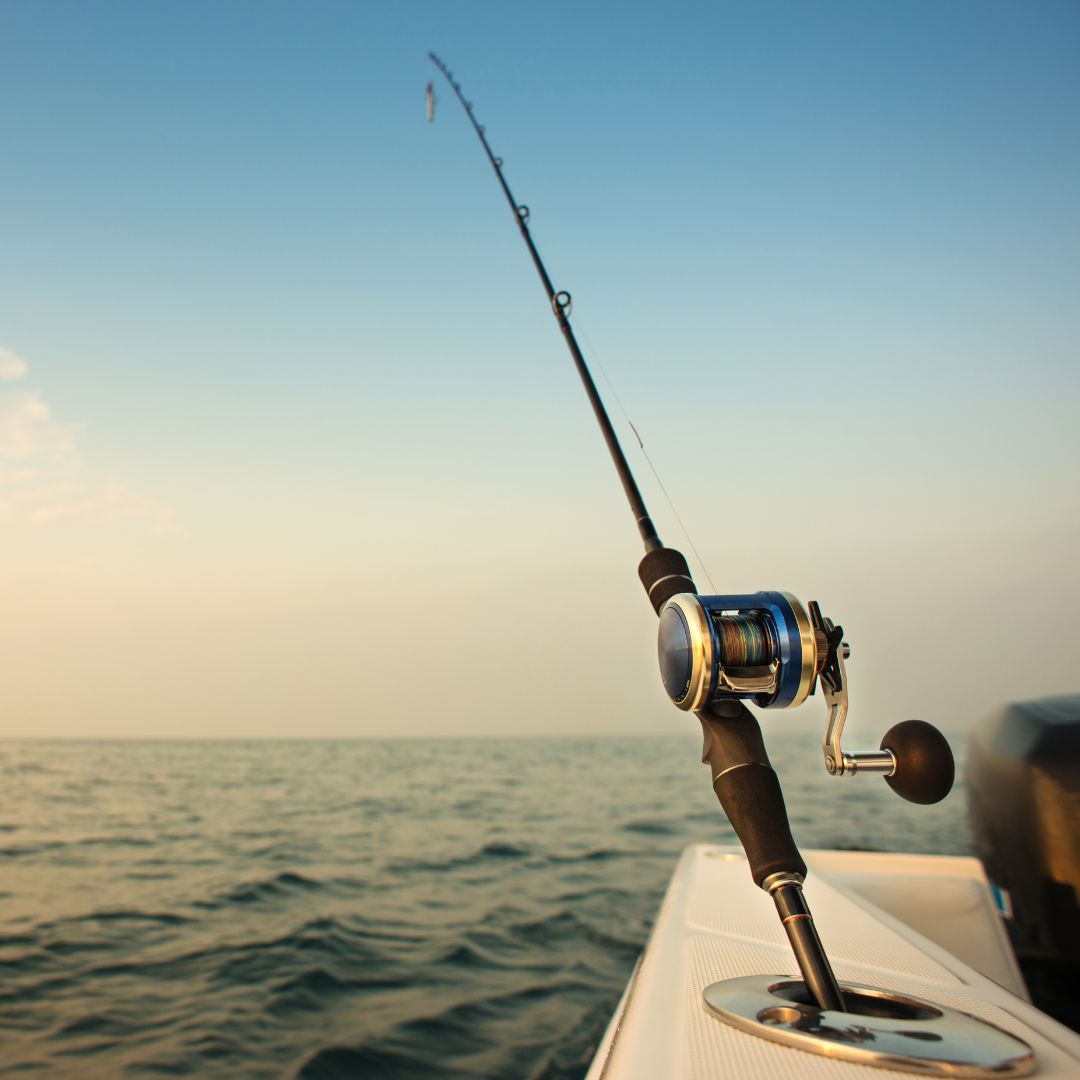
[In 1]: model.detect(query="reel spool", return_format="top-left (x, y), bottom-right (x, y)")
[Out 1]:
top-left (657, 591), bottom-right (954, 804)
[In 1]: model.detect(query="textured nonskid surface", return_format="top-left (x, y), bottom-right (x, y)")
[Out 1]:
top-left (687, 854), bottom-right (958, 985)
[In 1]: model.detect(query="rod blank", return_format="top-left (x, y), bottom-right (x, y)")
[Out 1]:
top-left (428, 52), bottom-right (662, 553)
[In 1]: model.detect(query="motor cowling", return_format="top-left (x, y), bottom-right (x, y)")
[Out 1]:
top-left (968, 695), bottom-right (1080, 960)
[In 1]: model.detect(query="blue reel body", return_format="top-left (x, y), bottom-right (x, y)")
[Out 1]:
top-left (657, 591), bottom-right (820, 712)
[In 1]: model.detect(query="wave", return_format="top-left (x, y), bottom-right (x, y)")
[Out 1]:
top-left (268, 964), bottom-right (414, 1014)
top-left (54, 909), bottom-right (191, 926)
top-left (548, 847), bottom-right (625, 863)
top-left (55, 1010), bottom-right (140, 1038)
top-left (510, 910), bottom-right (642, 954)
top-left (298, 1044), bottom-right (478, 1079)
top-left (218, 870), bottom-right (326, 905)
top-left (0, 841), bottom-right (66, 858)
top-left (296, 981), bottom-right (613, 1080)
top-left (621, 817), bottom-right (679, 835)
top-left (385, 840), bottom-right (534, 875)
top-left (69, 907), bottom-right (190, 924)
top-left (0, 834), bottom-right (187, 860)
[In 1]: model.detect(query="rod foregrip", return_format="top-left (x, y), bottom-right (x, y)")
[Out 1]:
top-left (699, 703), bottom-right (807, 887)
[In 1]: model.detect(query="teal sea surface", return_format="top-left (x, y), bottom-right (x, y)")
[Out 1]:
top-left (0, 733), bottom-right (970, 1077)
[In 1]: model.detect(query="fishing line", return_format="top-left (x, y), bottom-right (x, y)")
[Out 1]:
top-left (570, 312), bottom-right (719, 594)
top-left (716, 614), bottom-right (774, 667)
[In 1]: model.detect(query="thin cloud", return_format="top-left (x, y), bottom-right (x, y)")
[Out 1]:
top-left (0, 345), bottom-right (29, 381)
top-left (0, 391), bottom-right (76, 462)
top-left (0, 349), bottom-right (171, 534)
top-left (1, 470), bottom-right (173, 533)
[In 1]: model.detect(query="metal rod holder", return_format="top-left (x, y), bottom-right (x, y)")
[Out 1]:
top-left (703, 976), bottom-right (1036, 1077)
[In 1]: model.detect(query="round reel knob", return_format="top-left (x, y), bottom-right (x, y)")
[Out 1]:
top-left (880, 720), bottom-right (955, 804)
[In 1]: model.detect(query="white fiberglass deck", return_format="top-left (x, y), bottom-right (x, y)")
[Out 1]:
top-left (586, 845), bottom-right (1080, 1079)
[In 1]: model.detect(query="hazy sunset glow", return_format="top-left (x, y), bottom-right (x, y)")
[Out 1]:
top-left (2, 1), bottom-right (1077, 738)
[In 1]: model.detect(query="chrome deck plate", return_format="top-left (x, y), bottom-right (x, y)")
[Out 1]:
top-left (703, 976), bottom-right (1035, 1077)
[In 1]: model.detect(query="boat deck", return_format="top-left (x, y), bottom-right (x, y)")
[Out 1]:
top-left (586, 845), bottom-right (1080, 1078)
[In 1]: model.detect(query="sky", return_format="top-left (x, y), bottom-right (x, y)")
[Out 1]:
top-left (1, 1), bottom-right (1078, 742)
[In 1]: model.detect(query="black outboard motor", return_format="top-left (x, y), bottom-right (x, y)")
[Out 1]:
top-left (968, 695), bottom-right (1080, 1029)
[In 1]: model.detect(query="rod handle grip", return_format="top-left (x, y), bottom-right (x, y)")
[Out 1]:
top-left (700, 705), bottom-right (807, 888)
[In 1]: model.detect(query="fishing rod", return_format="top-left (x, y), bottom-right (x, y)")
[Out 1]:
top-left (428, 53), bottom-right (955, 1013)
top-left (427, 54), bottom-right (663, 558)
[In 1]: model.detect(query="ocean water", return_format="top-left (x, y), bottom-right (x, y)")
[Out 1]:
top-left (0, 732), bottom-right (971, 1078)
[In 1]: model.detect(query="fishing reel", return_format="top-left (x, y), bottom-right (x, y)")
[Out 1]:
top-left (657, 591), bottom-right (954, 804)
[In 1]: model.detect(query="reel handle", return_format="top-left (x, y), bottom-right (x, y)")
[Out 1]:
top-left (699, 700), bottom-right (807, 887)
top-left (814, 602), bottom-right (954, 804)
top-left (881, 720), bottom-right (955, 804)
